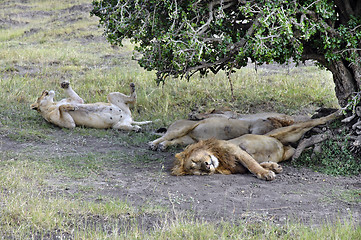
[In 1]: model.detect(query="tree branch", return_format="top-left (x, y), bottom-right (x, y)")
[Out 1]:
top-left (301, 53), bottom-right (326, 65)
top-left (292, 130), bottom-right (331, 161)
top-left (185, 12), bottom-right (262, 77)
top-left (196, 0), bottom-right (236, 35)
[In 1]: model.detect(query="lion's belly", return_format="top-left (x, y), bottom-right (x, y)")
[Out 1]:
top-left (191, 119), bottom-right (249, 140)
top-left (68, 104), bottom-right (124, 128)
top-left (229, 134), bottom-right (285, 163)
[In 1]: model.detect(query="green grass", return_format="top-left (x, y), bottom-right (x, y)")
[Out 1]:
top-left (330, 189), bottom-right (361, 204)
top-left (0, 0), bottom-right (358, 239)
top-left (295, 129), bottom-right (361, 176)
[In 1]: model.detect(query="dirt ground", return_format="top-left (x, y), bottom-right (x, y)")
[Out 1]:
top-left (1, 127), bottom-right (360, 226)
top-left (1, 1), bottom-right (360, 228)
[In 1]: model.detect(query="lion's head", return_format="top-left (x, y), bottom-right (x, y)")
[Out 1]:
top-left (172, 148), bottom-right (219, 176)
top-left (30, 90), bottom-right (55, 111)
top-left (171, 138), bottom-right (247, 176)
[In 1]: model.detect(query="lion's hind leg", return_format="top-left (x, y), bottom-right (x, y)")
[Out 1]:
top-left (127, 82), bottom-right (137, 105)
top-left (265, 110), bottom-right (340, 145)
top-left (108, 83), bottom-right (137, 108)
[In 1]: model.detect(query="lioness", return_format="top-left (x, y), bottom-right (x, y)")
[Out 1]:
top-left (172, 110), bottom-right (340, 181)
top-left (31, 81), bottom-right (152, 131)
top-left (149, 113), bottom-right (295, 151)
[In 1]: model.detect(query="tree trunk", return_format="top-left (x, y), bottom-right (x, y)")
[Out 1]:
top-left (327, 60), bottom-right (361, 107)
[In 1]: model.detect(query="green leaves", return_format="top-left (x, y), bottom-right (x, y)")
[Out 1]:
top-left (92, 0), bottom-right (361, 84)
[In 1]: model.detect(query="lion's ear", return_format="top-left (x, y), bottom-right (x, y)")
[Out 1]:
top-left (30, 103), bottom-right (39, 110)
top-left (171, 165), bottom-right (185, 176)
top-left (175, 152), bottom-right (185, 160)
top-left (172, 153), bottom-right (186, 176)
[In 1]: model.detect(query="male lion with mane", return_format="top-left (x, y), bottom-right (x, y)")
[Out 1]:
top-left (172, 110), bottom-right (341, 181)
top-left (31, 81), bottom-right (152, 131)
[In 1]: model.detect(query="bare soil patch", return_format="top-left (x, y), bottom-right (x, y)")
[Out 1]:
top-left (1, 125), bottom-right (360, 226)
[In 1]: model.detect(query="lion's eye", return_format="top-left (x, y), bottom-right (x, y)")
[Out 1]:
top-left (191, 160), bottom-right (198, 167)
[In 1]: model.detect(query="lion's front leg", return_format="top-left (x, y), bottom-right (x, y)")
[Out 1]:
top-left (48, 106), bottom-right (76, 128)
top-left (155, 136), bottom-right (196, 151)
top-left (225, 143), bottom-right (276, 181)
top-left (59, 104), bottom-right (78, 112)
top-left (60, 81), bottom-right (84, 104)
top-left (148, 135), bottom-right (171, 151)
top-left (113, 123), bottom-right (141, 132)
top-left (260, 162), bottom-right (283, 174)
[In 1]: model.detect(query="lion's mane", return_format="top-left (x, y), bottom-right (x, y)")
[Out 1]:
top-left (172, 138), bottom-right (247, 175)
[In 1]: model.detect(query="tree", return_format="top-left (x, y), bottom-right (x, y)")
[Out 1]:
top-left (91, 0), bottom-right (361, 106)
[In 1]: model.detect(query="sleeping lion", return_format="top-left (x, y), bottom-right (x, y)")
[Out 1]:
top-left (30, 81), bottom-right (152, 131)
top-left (172, 110), bottom-right (340, 181)
top-left (149, 113), bottom-right (296, 151)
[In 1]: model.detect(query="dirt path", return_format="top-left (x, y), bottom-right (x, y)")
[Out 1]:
top-left (1, 128), bottom-right (360, 226)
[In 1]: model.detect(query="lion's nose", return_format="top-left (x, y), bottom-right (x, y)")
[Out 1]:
top-left (204, 162), bottom-right (211, 169)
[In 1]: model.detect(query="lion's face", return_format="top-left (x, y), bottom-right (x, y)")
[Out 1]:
top-left (172, 149), bottom-right (219, 176)
top-left (30, 90), bottom-right (55, 111)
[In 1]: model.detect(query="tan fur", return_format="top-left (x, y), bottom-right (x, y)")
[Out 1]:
top-left (149, 113), bottom-right (295, 151)
top-left (189, 109), bottom-right (310, 123)
top-left (172, 110), bottom-right (341, 180)
top-left (30, 82), bottom-right (152, 131)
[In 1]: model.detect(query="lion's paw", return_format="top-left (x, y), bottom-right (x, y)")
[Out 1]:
top-left (256, 170), bottom-right (276, 181)
top-left (61, 81), bottom-right (70, 89)
top-left (158, 142), bottom-right (167, 152)
top-left (130, 82), bottom-right (136, 93)
top-left (148, 142), bottom-right (158, 151)
top-left (133, 125), bottom-right (142, 132)
top-left (260, 162), bottom-right (283, 174)
top-left (69, 105), bottom-right (78, 111)
top-left (272, 164), bottom-right (283, 174)
top-left (61, 104), bottom-right (77, 111)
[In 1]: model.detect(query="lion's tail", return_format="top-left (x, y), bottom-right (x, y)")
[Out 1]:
top-left (265, 109), bottom-right (341, 144)
top-left (132, 120), bottom-right (153, 125)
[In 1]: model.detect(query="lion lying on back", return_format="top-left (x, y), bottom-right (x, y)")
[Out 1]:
top-left (172, 110), bottom-right (340, 181)
top-left (149, 112), bottom-right (297, 151)
top-left (31, 81), bottom-right (152, 131)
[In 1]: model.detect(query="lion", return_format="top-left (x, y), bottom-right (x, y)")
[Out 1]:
top-left (30, 81), bottom-right (152, 131)
top-left (171, 110), bottom-right (340, 180)
top-left (188, 108), bottom-right (311, 122)
top-left (149, 113), bottom-right (296, 151)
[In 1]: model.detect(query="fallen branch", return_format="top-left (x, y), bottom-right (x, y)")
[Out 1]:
top-left (292, 130), bottom-right (331, 161)
top-left (352, 119), bottom-right (361, 130)
top-left (341, 114), bottom-right (356, 123)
